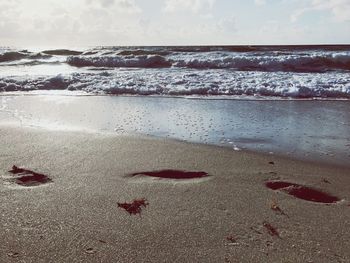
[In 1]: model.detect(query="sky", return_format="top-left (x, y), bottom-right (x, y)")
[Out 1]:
top-left (0, 0), bottom-right (349, 47)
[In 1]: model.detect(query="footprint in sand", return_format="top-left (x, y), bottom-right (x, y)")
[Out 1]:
top-left (129, 169), bottom-right (209, 180)
top-left (265, 180), bottom-right (340, 204)
top-left (7, 165), bottom-right (52, 187)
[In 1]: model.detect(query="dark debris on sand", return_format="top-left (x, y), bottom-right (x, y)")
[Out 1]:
top-left (8, 165), bottom-right (52, 186)
top-left (226, 235), bottom-right (237, 243)
top-left (117, 198), bottom-right (149, 215)
top-left (270, 200), bottom-right (288, 217)
top-left (322, 178), bottom-right (331, 184)
top-left (263, 221), bottom-right (280, 238)
top-left (7, 252), bottom-right (19, 258)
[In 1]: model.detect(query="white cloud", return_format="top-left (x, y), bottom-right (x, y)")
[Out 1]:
top-left (88, 0), bottom-right (141, 12)
top-left (311, 0), bottom-right (350, 21)
top-left (259, 20), bottom-right (281, 35)
top-left (0, 0), bottom-right (349, 46)
top-left (291, 0), bottom-right (350, 22)
top-left (254, 0), bottom-right (266, 6)
top-left (163, 0), bottom-right (216, 13)
top-left (0, 0), bottom-right (143, 46)
top-left (217, 16), bottom-right (237, 33)
top-left (101, 0), bottom-right (114, 7)
top-left (0, 0), bottom-right (21, 39)
top-left (290, 8), bottom-right (307, 23)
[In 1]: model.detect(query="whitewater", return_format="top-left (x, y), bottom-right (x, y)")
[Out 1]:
top-left (0, 45), bottom-right (350, 98)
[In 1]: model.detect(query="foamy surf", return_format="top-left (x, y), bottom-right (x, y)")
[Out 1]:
top-left (0, 45), bottom-right (349, 99)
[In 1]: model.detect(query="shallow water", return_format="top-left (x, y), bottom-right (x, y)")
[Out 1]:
top-left (1, 94), bottom-right (349, 168)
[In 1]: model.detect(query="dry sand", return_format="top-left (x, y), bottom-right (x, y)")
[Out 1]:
top-left (0, 125), bottom-right (349, 262)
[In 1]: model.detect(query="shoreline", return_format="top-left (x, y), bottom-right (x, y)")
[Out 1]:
top-left (1, 94), bottom-right (349, 169)
top-left (2, 91), bottom-right (350, 102)
top-left (2, 122), bottom-right (350, 171)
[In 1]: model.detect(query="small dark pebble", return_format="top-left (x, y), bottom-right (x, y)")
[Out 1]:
top-left (226, 235), bottom-right (237, 243)
top-left (85, 248), bottom-right (96, 254)
top-left (7, 252), bottom-right (19, 258)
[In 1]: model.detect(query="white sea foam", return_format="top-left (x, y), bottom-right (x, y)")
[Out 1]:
top-left (0, 69), bottom-right (349, 98)
top-left (0, 46), bottom-right (349, 98)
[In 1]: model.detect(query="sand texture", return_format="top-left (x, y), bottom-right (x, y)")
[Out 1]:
top-left (0, 126), bottom-right (349, 263)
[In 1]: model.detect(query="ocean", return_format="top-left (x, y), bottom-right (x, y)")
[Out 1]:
top-left (1, 45), bottom-right (350, 98)
top-left (1, 45), bottom-right (350, 167)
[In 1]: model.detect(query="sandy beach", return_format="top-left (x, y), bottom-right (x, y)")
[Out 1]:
top-left (1, 0), bottom-right (350, 261)
top-left (1, 125), bottom-right (349, 262)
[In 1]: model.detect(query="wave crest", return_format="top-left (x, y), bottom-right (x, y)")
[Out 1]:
top-left (0, 51), bottom-right (28, 62)
top-left (174, 53), bottom-right (350, 72)
top-left (65, 51), bottom-right (350, 72)
top-left (67, 55), bottom-right (172, 68)
top-left (42, 49), bottom-right (83, 56)
top-left (1, 71), bottom-right (349, 98)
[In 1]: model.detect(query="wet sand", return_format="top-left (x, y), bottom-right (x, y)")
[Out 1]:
top-left (1, 94), bottom-right (350, 168)
top-left (0, 125), bottom-right (350, 262)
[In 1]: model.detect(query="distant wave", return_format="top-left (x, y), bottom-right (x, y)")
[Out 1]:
top-left (2, 46), bottom-right (350, 73)
top-left (173, 53), bottom-right (350, 72)
top-left (42, 49), bottom-right (83, 56)
top-left (1, 70), bottom-right (349, 98)
top-left (163, 45), bottom-right (350, 53)
top-left (98, 45), bottom-right (350, 53)
top-left (0, 51), bottom-right (28, 62)
top-left (0, 49), bottom-right (81, 63)
top-left (117, 49), bottom-right (170, 56)
top-left (67, 55), bottom-right (172, 68)
top-left (66, 52), bottom-right (350, 73)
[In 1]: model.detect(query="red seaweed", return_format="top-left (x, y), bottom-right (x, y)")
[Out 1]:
top-left (9, 165), bottom-right (52, 186)
top-left (263, 221), bottom-right (280, 237)
top-left (117, 198), bottom-right (149, 215)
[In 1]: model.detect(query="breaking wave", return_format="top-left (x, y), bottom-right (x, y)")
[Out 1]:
top-left (67, 55), bottom-right (172, 68)
top-left (1, 70), bottom-right (349, 98)
top-left (1, 45), bottom-right (349, 99)
top-left (66, 50), bottom-right (350, 73)
top-left (0, 49), bottom-right (81, 63)
top-left (172, 53), bottom-right (350, 72)
top-left (1, 46), bottom-right (350, 73)
top-left (0, 51), bottom-right (29, 62)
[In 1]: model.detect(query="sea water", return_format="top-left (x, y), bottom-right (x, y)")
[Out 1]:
top-left (0, 46), bottom-right (350, 167)
top-left (1, 45), bottom-right (349, 98)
